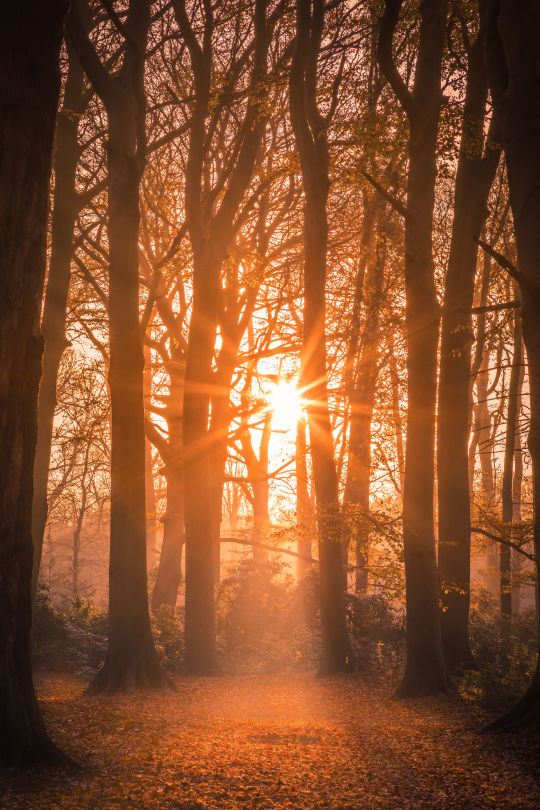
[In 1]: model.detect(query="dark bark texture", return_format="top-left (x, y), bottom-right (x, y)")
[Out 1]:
top-left (486, 0), bottom-right (540, 728)
top-left (0, 0), bottom-right (68, 767)
top-left (437, 5), bottom-right (500, 672)
top-left (32, 42), bottom-right (86, 595)
top-left (67, 0), bottom-right (168, 692)
top-left (379, 0), bottom-right (452, 695)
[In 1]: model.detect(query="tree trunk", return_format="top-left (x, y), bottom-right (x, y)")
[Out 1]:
top-left (500, 303), bottom-right (523, 628)
top-left (470, 256), bottom-right (499, 591)
top-left (296, 416), bottom-right (313, 580)
top-left (242, 409), bottom-right (272, 564)
top-left (511, 364), bottom-right (524, 616)
top-left (344, 218), bottom-right (385, 595)
top-left (379, 0), bottom-right (452, 695)
top-left (0, 0), bottom-right (69, 767)
top-left (183, 249), bottom-right (220, 674)
top-left (68, 0), bottom-right (168, 693)
top-left (437, 12), bottom-right (500, 672)
top-left (152, 469), bottom-right (184, 610)
top-left (149, 347), bottom-right (184, 610)
top-left (88, 106), bottom-right (167, 693)
top-left (31, 44), bottom-right (85, 595)
top-left (290, 0), bottom-right (351, 674)
top-left (486, 0), bottom-right (540, 727)
top-left (388, 333), bottom-right (405, 500)
top-left (143, 346), bottom-right (157, 573)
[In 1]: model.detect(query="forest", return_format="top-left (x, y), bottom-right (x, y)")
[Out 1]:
top-left (1, 0), bottom-right (540, 807)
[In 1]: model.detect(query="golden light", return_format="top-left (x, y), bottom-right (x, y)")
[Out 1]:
top-left (266, 379), bottom-right (304, 432)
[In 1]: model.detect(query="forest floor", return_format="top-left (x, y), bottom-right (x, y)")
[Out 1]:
top-left (1, 673), bottom-right (540, 809)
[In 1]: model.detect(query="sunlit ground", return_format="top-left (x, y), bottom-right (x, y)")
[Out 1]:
top-left (2, 674), bottom-right (539, 808)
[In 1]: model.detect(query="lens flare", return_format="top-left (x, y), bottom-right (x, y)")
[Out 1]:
top-left (267, 380), bottom-right (304, 431)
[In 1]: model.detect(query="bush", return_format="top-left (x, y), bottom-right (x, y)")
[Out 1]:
top-left (458, 605), bottom-right (537, 710)
top-left (215, 559), bottom-right (319, 674)
top-left (32, 589), bottom-right (108, 677)
top-left (151, 605), bottom-right (184, 673)
top-left (346, 592), bottom-right (404, 675)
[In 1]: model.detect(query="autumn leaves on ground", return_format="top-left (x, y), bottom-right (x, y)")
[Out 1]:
top-left (0, 674), bottom-right (535, 809)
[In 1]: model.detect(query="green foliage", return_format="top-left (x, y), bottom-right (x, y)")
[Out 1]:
top-left (458, 604), bottom-right (537, 710)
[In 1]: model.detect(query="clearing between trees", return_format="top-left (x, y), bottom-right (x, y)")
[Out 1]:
top-left (1, 674), bottom-right (539, 809)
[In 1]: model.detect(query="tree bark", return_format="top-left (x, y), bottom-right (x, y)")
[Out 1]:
top-left (486, 0), bottom-right (540, 727)
top-left (152, 470), bottom-right (184, 610)
top-left (67, 0), bottom-right (168, 692)
top-left (378, 0), bottom-right (452, 695)
top-left (150, 357), bottom-right (185, 611)
top-left (437, 9), bottom-right (500, 672)
top-left (241, 410), bottom-right (272, 564)
top-left (31, 43), bottom-right (85, 595)
top-left (344, 217), bottom-right (385, 595)
top-left (296, 416), bottom-right (314, 580)
top-left (290, 0), bottom-right (352, 673)
top-left (0, 0), bottom-right (69, 767)
top-left (500, 302), bottom-right (523, 628)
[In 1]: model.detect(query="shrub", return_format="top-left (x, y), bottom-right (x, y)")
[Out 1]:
top-left (215, 559), bottom-right (319, 673)
top-left (459, 605), bottom-right (537, 710)
top-left (346, 592), bottom-right (404, 675)
top-left (32, 588), bottom-right (108, 677)
top-left (151, 605), bottom-right (184, 673)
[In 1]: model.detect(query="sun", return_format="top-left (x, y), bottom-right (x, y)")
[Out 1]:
top-left (266, 379), bottom-right (304, 431)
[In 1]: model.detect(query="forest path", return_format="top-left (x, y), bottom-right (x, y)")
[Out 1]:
top-left (2, 673), bottom-right (539, 808)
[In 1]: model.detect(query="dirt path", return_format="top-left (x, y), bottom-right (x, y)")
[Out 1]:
top-left (1, 674), bottom-right (539, 808)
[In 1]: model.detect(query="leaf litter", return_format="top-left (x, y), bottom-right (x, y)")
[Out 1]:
top-left (1, 673), bottom-right (539, 808)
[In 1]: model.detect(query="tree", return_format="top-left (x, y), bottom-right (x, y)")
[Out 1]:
top-left (290, 0), bottom-right (352, 673)
top-left (437, 4), bottom-right (501, 672)
top-left (485, 0), bottom-right (540, 725)
top-left (31, 42), bottom-right (87, 596)
top-left (67, 0), bottom-right (168, 692)
top-left (344, 211), bottom-right (386, 595)
top-left (378, 0), bottom-right (452, 695)
top-left (171, 0), bottom-right (271, 673)
top-left (0, 0), bottom-right (68, 766)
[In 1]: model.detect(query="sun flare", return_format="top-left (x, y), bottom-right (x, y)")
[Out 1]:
top-left (266, 380), bottom-right (304, 432)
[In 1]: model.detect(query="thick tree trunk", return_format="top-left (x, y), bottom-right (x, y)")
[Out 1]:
top-left (88, 110), bottom-right (167, 693)
top-left (379, 0), bottom-right (452, 695)
top-left (31, 45), bottom-right (85, 595)
top-left (68, 0), bottom-right (168, 693)
top-left (437, 15), bottom-right (500, 671)
top-left (486, 0), bottom-right (540, 727)
top-left (0, 0), bottom-right (68, 767)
